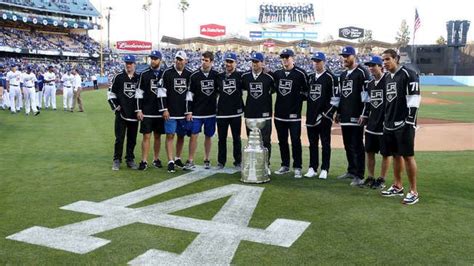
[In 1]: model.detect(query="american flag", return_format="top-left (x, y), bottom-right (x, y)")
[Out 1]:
top-left (414, 8), bottom-right (421, 33)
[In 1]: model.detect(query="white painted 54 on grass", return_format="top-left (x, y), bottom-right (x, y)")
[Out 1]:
top-left (7, 167), bottom-right (310, 265)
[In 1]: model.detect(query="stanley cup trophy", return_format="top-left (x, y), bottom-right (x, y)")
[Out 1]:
top-left (241, 118), bottom-right (271, 183)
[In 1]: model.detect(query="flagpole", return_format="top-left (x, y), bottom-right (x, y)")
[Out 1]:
top-left (412, 28), bottom-right (417, 65)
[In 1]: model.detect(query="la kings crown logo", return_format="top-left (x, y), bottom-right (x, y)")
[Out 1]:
top-left (386, 82), bottom-right (397, 102)
top-left (309, 84), bottom-right (322, 101)
top-left (201, 80), bottom-right (214, 96)
top-left (123, 82), bottom-right (136, 98)
top-left (279, 79), bottom-right (292, 96)
top-left (370, 89), bottom-right (383, 108)
top-left (342, 80), bottom-right (353, 97)
top-left (223, 79), bottom-right (237, 95)
top-left (174, 78), bottom-right (187, 94)
top-left (250, 82), bottom-right (263, 99)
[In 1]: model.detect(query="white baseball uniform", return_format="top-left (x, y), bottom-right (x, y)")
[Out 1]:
top-left (6, 70), bottom-right (22, 112)
top-left (21, 72), bottom-right (38, 114)
top-left (43, 71), bottom-right (57, 109)
top-left (61, 73), bottom-right (75, 110)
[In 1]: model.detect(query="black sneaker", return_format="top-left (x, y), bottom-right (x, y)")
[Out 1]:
top-left (126, 160), bottom-right (138, 169)
top-left (137, 161), bottom-right (148, 171)
top-left (204, 160), bottom-right (211, 169)
top-left (371, 177), bottom-right (386, 189)
top-left (360, 176), bottom-right (376, 188)
top-left (152, 159), bottom-right (163, 168)
top-left (167, 161), bottom-right (175, 173)
top-left (175, 158), bottom-right (185, 168)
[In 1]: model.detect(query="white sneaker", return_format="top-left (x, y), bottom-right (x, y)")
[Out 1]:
top-left (294, 168), bottom-right (302, 179)
top-left (319, 170), bottom-right (328, 180)
top-left (304, 167), bottom-right (316, 178)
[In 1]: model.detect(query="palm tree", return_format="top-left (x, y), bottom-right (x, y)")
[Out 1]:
top-left (178, 0), bottom-right (190, 39)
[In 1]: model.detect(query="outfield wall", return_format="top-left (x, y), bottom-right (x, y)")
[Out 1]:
top-left (420, 76), bottom-right (474, 86)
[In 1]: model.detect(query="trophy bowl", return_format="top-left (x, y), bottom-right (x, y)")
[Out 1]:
top-left (245, 118), bottom-right (267, 131)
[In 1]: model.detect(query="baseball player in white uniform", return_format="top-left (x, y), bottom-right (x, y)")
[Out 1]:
top-left (21, 66), bottom-right (40, 116)
top-left (61, 69), bottom-right (75, 111)
top-left (43, 65), bottom-right (57, 110)
top-left (0, 64), bottom-right (9, 110)
top-left (5, 64), bottom-right (22, 114)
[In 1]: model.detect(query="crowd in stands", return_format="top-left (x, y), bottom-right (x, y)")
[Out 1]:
top-left (159, 48), bottom-right (371, 75)
top-left (0, 27), bottom-right (101, 54)
top-left (0, 49), bottom-right (372, 83)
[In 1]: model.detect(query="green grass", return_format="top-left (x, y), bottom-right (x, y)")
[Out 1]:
top-left (0, 89), bottom-right (473, 264)
top-left (419, 89), bottom-right (474, 122)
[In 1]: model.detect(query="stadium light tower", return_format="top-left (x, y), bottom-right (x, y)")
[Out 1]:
top-left (105, 6), bottom-right (112, 50)
top-left (143, 0), bottom-right (153, 42)
top-left (178, 0), bottom-right (190, 39)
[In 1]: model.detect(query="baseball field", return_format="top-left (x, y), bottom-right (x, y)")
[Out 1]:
top-left (0, 86), bottom-right (473, 264)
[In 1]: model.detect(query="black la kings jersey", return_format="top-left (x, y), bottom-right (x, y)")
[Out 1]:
top-left (384, 66), bottom-right (420, 131)
top-left (188, 68), bottom-right (219, 118)
top-left (107, 70), bottom-right (140, 121)
top-left (338, 64), bottom-right (370, 126)
top-left (363, 73), bottom-right (387, 135)
top-left (216, 70), bottom-right (244, 118)
top-left (273, 66), bottom-right (309, 121)
top-left (241, 71), bottom-right (275, 120)
top-left (306, 70), bottom-right (339, 126)
top-left (161, 66), bottom-right (192, 119)
top-left (136, 67), bottom-right (165, 118)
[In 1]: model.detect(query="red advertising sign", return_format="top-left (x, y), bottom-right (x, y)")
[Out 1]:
top-left (263, 40), bottom-right (275, 47)
top-left (200, 24), bottom-right (226, 37)
top-left (116, 40), bottom-right (152, 51)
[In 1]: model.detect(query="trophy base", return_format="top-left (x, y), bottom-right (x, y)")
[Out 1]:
top-left (240, 177), bottom-right (271, 184)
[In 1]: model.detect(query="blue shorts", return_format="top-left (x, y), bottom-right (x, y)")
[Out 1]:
top-left (165, 119), bottom-right (192, 136)
top-left (192, 117), bottom-right (216, 137)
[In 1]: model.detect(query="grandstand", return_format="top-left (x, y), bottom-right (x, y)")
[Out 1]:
top-left (0, 0), bottom-right (110, 80)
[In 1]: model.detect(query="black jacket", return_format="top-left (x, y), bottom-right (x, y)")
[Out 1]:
top-left (241, 71), bottom-right (275, 120)
top-left (188, 68), bottom-right (220, 118)
top-left (384, 66), bottom-right (420, 131)
top-left (161, 66), bottom-right (193, 119)
top-left (216, 70), bottom-right (244, 118)
top-left (136, 67), bottom-right (165, 118)
top-left (273, 65), bottom-right (309, 121)
top-left (107, 70), bottom-right (140, 121)
top-left (364, 73), bottom-right (387, 135)
top-left (338, 64), bottom-right (370, 126)
top-left (306, 70), bottom-right (339, 126)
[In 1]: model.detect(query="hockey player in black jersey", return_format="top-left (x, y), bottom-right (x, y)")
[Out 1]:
top-left (161, 51), bottom-right (193, 173)
top-left (360, 56), bottom-right (391, 189)
top-left (273, 49), bottom-right (309, 178)
top-left (380, 49), bottom-right (421, 205)
top-left (186, 51), bottom-right (219, 170)
top-left (305, 52), bottom-right (339, 179)
top-left (216, 52), bottom-right (244, 169)
top-left (336, 46), bottom-right (370, 186)
top-left (241, 52), bottom-right (275, 166)
top-left (107, 55), bottom-right (140, 171)
top-left (135, 50), bottom-right (166, 171)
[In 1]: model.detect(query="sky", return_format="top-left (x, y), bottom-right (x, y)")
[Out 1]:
top-left (88, 0), bottom-right (473, 46)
